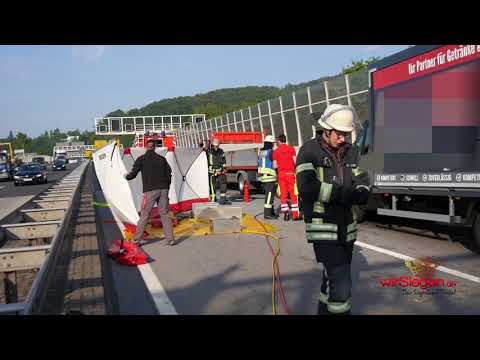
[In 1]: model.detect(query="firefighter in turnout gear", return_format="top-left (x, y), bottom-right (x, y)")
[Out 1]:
top-left (258, 135), bottom-right (278, 219)
top-left (295, 104), bottom-right (371, 315)
top-left (208, 138), bottom-right (231, 205)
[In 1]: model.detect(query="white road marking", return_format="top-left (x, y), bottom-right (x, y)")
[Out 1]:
top-left (355, 241), bottom-right (480, 285)
top-left (138, 264), bottom-right (178, 315)
top-left (110, 209), bottom-right (178, 315)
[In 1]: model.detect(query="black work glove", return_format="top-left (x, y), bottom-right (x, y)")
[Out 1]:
top-left (351, 186), bottom-right (370, 205)
top-left (334, 184), bottom-right (370, 207)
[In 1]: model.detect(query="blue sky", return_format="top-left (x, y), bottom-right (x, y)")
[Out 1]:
top-left (0, 45), bottom-right (408, 138)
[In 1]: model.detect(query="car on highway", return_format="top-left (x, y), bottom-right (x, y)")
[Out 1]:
top-left (0, 162), bottom-right (11, 181)
top-left (52, 157), bottom-right (67, 171)
top-left (13, 163), bottom-right (48, 186)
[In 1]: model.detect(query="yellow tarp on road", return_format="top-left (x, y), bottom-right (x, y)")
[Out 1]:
top-left (124, 213), bottom-right (278, 241)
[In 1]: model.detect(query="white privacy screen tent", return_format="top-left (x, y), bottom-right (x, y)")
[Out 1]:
top-left (93, 142), bottom-right (209, 225)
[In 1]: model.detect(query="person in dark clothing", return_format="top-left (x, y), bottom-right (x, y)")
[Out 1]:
top-left (207, 138), bottom-right (231, 205)
top-left (124, 139), bottom-right (175, 246)
top-left (296, 104), bottom-right (370, 315)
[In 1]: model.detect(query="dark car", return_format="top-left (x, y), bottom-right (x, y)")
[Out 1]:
top-left (13, 163), bottom-right (48, 186)
top-left (52, 158), bottom-right (67, 171)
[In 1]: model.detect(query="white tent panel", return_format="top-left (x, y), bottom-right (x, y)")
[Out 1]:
top-left (93, 142), bottom-right (140, 224)
top-left (94, 143), bottom-right (209, 225)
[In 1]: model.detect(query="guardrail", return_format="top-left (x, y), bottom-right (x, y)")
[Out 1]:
top-left (0, 161), bottom-right (90, 314)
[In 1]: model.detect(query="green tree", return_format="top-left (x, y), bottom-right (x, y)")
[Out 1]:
top-left (14, 132), bottom-right (32, 152)
top-left (342, 57), bottom-right (380, 75)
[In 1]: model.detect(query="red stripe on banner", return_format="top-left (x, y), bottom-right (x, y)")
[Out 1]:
top-left (374, 45), bottom-right (480, 90)
top-left (432, 68), bottom-right (480, 99)
top-left (169, 198), bottom-right (209, 213)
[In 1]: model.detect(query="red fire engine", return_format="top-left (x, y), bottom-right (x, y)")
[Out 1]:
top-left (133, 131), bottom-right (176, 150)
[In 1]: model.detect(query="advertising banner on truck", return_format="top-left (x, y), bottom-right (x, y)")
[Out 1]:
top-left (373, 45), bottom-right (480, 90)
top-left (374, 172), bottom-right (480, 187)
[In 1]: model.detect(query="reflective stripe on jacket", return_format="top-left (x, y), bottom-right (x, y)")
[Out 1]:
top-left (258, 149), bottom-right (277, 183)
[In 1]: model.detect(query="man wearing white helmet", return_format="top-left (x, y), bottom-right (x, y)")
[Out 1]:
top-left (258, 135), bottom-right (278, 219)
top-left (295, 104), bottom-right (370, 315)
top-left (207, 137), bottom-right (230, 205)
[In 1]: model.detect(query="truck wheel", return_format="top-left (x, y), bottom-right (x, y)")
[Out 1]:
top-left (238, 174), bottom-right (245, 195)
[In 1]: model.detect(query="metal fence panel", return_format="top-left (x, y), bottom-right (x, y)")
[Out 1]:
top-left (175, 70), bottom-right (369, 148)
top-left (348, 69), bottom-right (368, 94)
top-left (271, 114), bottom-right (284, 140)
top-left (284, 110), bottom-right (299, 146)
top-left (327, 74), bottom-right (348, 99)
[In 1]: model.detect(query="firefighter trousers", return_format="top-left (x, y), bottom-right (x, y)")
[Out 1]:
top-left (313, 241), bottom-right (354, 315)
top-left (209, 173), bottom-right (227, 203)
top-left (278, 173), bottom-right (299, 219)
top-left (263, 181), bottom-right (277, 217)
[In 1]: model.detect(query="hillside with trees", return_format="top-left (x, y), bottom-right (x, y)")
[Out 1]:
top-left (104, 57), bottom-right (374, 120)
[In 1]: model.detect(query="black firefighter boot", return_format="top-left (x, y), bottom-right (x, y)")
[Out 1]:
top-left (264, 207), bottom-right (277, 220)
top-left (270, 207), bottom-right (279, 219)
top-left (317, 301), bottom-right (330, 315)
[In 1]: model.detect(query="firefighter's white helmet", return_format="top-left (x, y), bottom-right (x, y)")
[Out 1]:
top-left (212, 138), bottom-right (220, 146)
top-left (264, 135), bottom-right (275, 143)
top-left (318, 104), bottom-right (356, 133)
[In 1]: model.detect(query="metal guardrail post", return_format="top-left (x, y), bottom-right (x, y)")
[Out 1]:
top-left (267, 100), bottom-right (275, 139)
top-left (233, 112), bottom-right (238, 132)
top-left (197, 121), bottom-right (202, 143)
top-left (345, 74), bottom-right (352, 106)
top-left (208, 119), bottom-right (213, 139)
top-left (292, 91), bottom-right (303, 147)
top-left (248, 107), bottom-right (254, 132)
top-left (194, 122), bottom-right (200, 146)
top-left (187, 127), bottom-right (193, 148)
top-left (257, 104), bottom-right (264, 140)
top-left (324, 81), bottom-right (330, 106)
top-left (226, 114), bottom-right (231, 132)
top-left (278, 96), bottom-right (289, 144)
top-left (307, 86), bottom-right (315, 139)
top-left (240, 110), bottom-right (246, 132)
top-left (200, 121), bottom-right (204, 142)
top-left (188, 126), bottom-right (192, 147)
